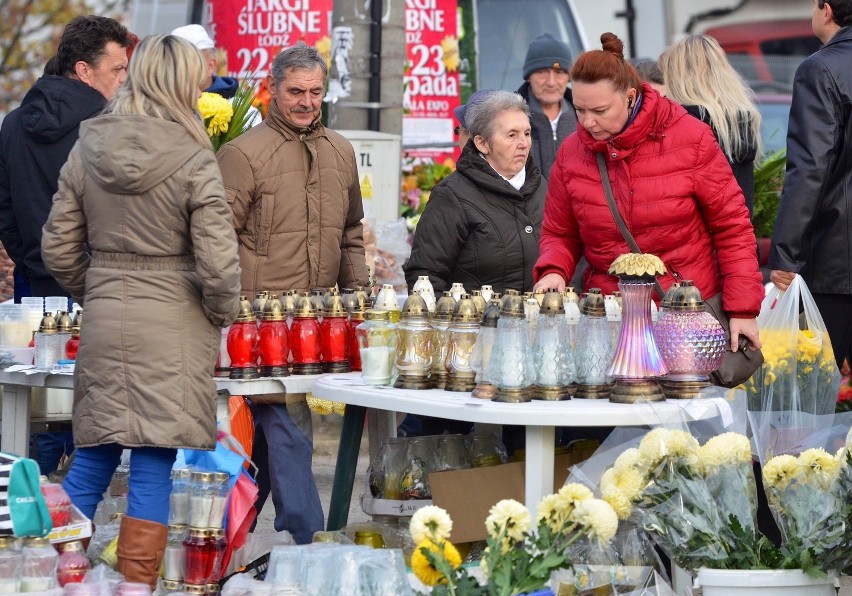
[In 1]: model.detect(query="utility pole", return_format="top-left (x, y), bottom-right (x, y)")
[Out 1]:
top-left (327, 0), bottom-right (405, 134)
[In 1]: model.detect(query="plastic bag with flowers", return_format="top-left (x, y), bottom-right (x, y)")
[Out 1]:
top-left (750, 409), bottom-right (852, 574)
top-left (743, 275), bottom-right (840, 416)
top-left (406, 486), bottom-right (619, 595)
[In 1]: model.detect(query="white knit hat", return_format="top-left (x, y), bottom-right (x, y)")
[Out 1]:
top-left (170, 24), bottom-right (215, 50)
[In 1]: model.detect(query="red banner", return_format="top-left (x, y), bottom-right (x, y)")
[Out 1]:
top-left (403, 0), bottom-right (461, 161)
top-left (205, 0), bottom-right (333, 79)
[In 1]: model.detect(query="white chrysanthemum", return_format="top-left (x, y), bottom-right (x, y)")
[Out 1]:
top-left (570, 498), bottom-right (619, 544)
top-left (763, 454), bottom-right (800, 490)
top-left (666, 430), bottom-right (700, 464)
top-left (485, 499), bottom-right (531, 542)
top-left (536, 493), bottom-right (563, 527)
top-left (600, 468), bottom-right (617, 494)
top-left (409, 505), bottom-right (453, 543)
top-left (601, 486), bottom-right (633, 521)
top-left (613, 447), bottom-right (642, 474)
top-left (638, 428), bottom-right (671, 465)
top-left (798, 447), bottom-right (840, 489)
top-left (699, 432), bottom-right (752, 472)
top-left (557, 483), bottom-right (594, 508)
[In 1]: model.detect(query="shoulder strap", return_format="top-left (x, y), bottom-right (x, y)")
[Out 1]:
top-left (596, 153), bottom-right (665, 300)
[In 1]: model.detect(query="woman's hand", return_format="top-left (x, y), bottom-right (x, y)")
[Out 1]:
top-left (729, 317), bottom-right (761, 352)
top-left (770, 269), bottom-right (796, 291)
top-left (534, 273), bottom-right (566, 293)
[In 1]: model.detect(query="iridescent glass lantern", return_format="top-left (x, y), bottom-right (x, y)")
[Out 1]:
top-left (654, 280), bottom-right (726, 398)
top-left (607, 254), bottom-right (668, 403)
top-left (394, 292), bottom-right (433, 389)
top-left (487, 292), bottom-right (535, 402)
top-left (574, 289), bottom-right (614, 399)
top-left (445, 295), bottom-right (480, 392)
top-left (533, 290), bottom-right (575, 400)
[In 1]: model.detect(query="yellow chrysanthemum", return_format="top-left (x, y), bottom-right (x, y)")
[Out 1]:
top-left (411, 538), bottom-right (461, 586)
top-left (699, 432), bottom-right (752, 473)
top-left (763, 454), bottom-right (800, 490)
top-left (557, 482), bottom-right (594, 508)
top-left (638, 428), bottom-right (671, 465)
top-left (409, 505), bottom-right (453, 544)
top-left (536, 493), bottom-right (564, 529)
top-left (197, 91), bottom-right (233, 136)
top-left (798, 447), bottom-right (840, 489)
top-left (485, 499), bottom-right (531, 542)
top-left (613, 447), bottom-right (643, 474)
top-left (602, 486), bottom-right (633, 520)
top-left (441, 36), bottom-right (460, 72)
top-left (570, 498), bottom-right (619, 544)
top-left (315, 36), bottom-right (332, 69)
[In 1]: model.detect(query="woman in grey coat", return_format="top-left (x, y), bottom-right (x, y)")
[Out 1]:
top-left (42, 35), bottom-right (241, 588)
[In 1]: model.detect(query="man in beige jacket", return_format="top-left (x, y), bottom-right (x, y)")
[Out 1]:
top-left (217, 42), bottom-right (368, 543)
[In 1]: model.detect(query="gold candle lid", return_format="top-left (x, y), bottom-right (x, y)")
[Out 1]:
top-left (364, 309), bottom-right (390, 321)
top-left (540, 290), bottom-right (565, 315)
top-left (252, 290), bottom-right (269, 316)
top-left (349, 308), bottom-right (366, 322)
top-left (261, 294), bottom-right (286, 321)
top-left (481, 299), bottom-right (502, 327)
top-left (669, 280), bottom-right (705, 311)
top-left (581, 288), bottom-right (606, 317)
top-left (500, 293), bottom-right (525, 318)
top-left (38, 312), bottom-right (57, 334)
top-left (340, 288), bottom-right (360, 312)
top-left (470, 290), bottom-right (487, 314)
top-left (234, 296), bottom-right (255, 323)
top-left (451, 295), bottom-right (480, 323)
top-left (71, 309), bottom-right (83, 335)
top-left (533, 288), bottom-right (546, 306)
top-left (294, 295), bottom-right (318, 318)
top-left (324, 289), bottom-right (347, 317)
top-left (56, 310), bottom-right (73, 333)
top-left (433, 291), bottom-right (456, 322)
top-left (660, 282), bottom-right (681, 309)
top-left (400, 292), bottom-right (430, 321)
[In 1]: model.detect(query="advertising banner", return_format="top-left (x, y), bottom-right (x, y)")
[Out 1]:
top-left (205, 0), bottom-right (333, 79)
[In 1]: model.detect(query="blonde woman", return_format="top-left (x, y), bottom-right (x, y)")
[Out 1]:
top-left (42, 35), bottom-right (240, 588)
top-left (659, 34), bottom-right (762, 214)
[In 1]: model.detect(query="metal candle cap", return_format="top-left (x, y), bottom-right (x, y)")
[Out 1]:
top-left (71, 309), bottom-right (83, 334)
top-left (294, 295), bottom-right (318, 318)
top-left (434, 291), bottom-right (457, 321)
top-left (581, 288), bottom-right (607, 317)
top-left (500, 293), bottom-right (525, 318)
top-left (38, 312), bottom-right (57, 334)
top-left (451, 295), bottom-right (480, 323)
top-left (470, 290), bottom-right (487, 315)
top-left (533, 288), bottom-right (546, 306)
top-left (660, 282), bottom-right (681, 309)
top-left (324, 289), bottom-right (347, 317)
top-left (364, 309), bottom-right (390, 321)
top-left (540, 290), bottom-right (565, 315)
top-left (401, 292), bottom-right (430, 321)
top-left (261, 294), bottom-right (286, 321)
top-left (481, 299), bottom-right (502, 328)
top-left (280, 291), bottom-right (297, 315)
top-left (354, 286), bottom-right (369, 309)
top-left (56, 311), bottom-right (73, 333)
top-left (349, 308), bottom-right (366, 322)
top-left (669, 280), bottom-right (706, 311)
top-left (252, 290), bottom-right (269, 315)
top-left (235, 296), bottom-right (255, 323)
top-left (340, 288), bottom-right (360, 312)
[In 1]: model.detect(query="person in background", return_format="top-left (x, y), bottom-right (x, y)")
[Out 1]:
top-left (659, 34), bottom-right (762, 215)
top-left (517, 33), bottom-right (578, 181)
top-left (41, 35), bottom-right (241, 588)
top-left (453, 89), bottom-right (497, 151)
top-left (217, 42), bottom-right (368, 544)
top-left (534, 32), bottom-right (762, 353)
top-left (770, 0), bottom-right (852, 370)
top-left (630, 57), bottom-right (667, 97)
top-left (0, 15), bottom-right (131, 299)
top-left (405, 90), bottom-right (546, 437)
top-left (171, 24), bottom-right (239, 98)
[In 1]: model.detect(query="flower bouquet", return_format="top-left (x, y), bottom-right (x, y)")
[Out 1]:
top-left (401, 156), bottom-right (454, 234)
top-left (197, 79), bottom-right (259, 151)
top-left (408, 485), bottom-right (619, 595)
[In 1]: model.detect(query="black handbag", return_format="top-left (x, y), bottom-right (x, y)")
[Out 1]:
top-left (596, 153), bottom-right (763, 388)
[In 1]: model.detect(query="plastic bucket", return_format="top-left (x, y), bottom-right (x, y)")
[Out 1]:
top-left (695, 568), bottom-right (837, 596)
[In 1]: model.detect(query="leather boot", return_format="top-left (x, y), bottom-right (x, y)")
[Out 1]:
top-left (116, 515), bottom-right (168, 589)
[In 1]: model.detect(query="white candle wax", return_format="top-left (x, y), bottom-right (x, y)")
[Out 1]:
top-left (162, 544), bottom-right (185, 581)
top-left (209, 494), bottom-right (228, 528)
top-left (188, 494), bottom-right (214, 528)
top-left (360, 346), bottom-right (394, 385)
top-left (0, 578), bottom-right (20, 593)
top-left (20, 577), bottom-right (52, 591)
top-left (169, 491), bottom-right (189, 525)
top-left (536, 327), bottom-right (559, 386)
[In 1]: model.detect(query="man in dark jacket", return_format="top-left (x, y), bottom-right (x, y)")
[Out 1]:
top-left (0, 15), bottom-right (131, 298)
top-left (171, 24), bottom-right (239, 98)
top-left (770, 0), bottom-right (852, 368)
top-left (516, 33), bottom-right (578, 181)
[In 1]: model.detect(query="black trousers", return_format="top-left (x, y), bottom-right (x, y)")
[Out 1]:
top-left (812, 293), bottom-right (852, 369)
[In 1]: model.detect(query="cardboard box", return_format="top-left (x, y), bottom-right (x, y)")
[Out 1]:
top-left (359, 494), bottom-right (433, 517)
top-left (47, 504), bottom-right (92, 544)
top-left (429, 452), bottom-right (581, 543)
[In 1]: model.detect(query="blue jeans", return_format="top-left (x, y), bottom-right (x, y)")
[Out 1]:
top-left (251, 403), bottom-right (323, 544)
top-left (63, 444), bottom-right (176, 525)
top-left (31, 431), bottom-right (75, 476)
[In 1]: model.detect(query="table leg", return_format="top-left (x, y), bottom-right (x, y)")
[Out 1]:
top-left (1, 384), bottom-right (32, 456)
top-left (327, 404), bottom-right (366, 531)
top-left (524, 425), bottom-right (555, 509)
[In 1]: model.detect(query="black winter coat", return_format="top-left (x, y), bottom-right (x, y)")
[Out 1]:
top-left (683, 105), bottom-right (757, 215)
top-left (769, 27), bottom-right (852, 294)
top-left (517, 82), bottom-right (577, 180)
top-left (405, 144), bottom-right (546, 295)
top-left (0, 75), bottom-right (106, 296)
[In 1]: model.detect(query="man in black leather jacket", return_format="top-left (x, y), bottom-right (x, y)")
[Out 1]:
top-left (770, 0), bottom-right (852, 368)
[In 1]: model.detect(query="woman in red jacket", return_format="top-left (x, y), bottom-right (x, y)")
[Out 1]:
top-left (534, 32), bottom-right (763, 352)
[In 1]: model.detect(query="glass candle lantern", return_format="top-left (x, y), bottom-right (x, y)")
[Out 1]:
top-left (533, 290), bottom-right (575, 400)
top-left (252, 290), bottom-right (269, 323)
top-left (0, 536), bottom-right (22, 593)
top-left (340, 288), bottom-right (360, 313)
top-left (57, 541), bottom-right (89, 586)
top-left (356, 309), bottom-right (397, 386)
top-left (575, 289), bottom-right (615, 399)
top-left (169, 468), bottom-right (191, 525)
top-left (320, 291), bottom-right (351, 373)
top-left (188, 471), bottom-right (217, 528)
top-left (227, 296), bottom-right (259, 380)
top-left (469, 432), bottom-right (506, 467)
top-left (280, 291), bottom-right (297, 330)
top-left (480, 285), bottom-right (493, 303)
top-left (21, 537), bottom-right (57, 592)
top-left (654, 281), bottom-right (726, 398)
top-left (347, 308), bottom-right (365, 371)
top-left (605, 294), bottom-right (622, 351)
top-left (487, 293), bottom-right (536, 402)
top-left (394, 292), bottom-right (433, 389)
top-left (309, 289), bottom-right (326, 320)
top-left (412, 276), bottom-right (436, 313)
top-left (372, 437), bottom-right (407, 499)
top-left (449, 283), bottom-right (465, 302)
top-left (471, 298), bottom-right (501, 399)
top-left (183, 528), bottom-right (217, 587)
top-left (445, 295), bottom-right (480, 392)
top-left (429, 292), bottom-right (456, 389)
top-left (290, 296), bottom-right (323, 375)
top-left (435, 434), bottom-right (472, 471)
top-left (353, 286), bottom-right (370, 310)
top-left (258, 294), bottom-right (289, 378)
top-left (208, 472), bottom-right (230, 529)
top-left (469, 290), bottom-right (487, 315)
top-left (34, 312), bottom-right (61, 370)
top-left (374, 284), bottom-right (401, 323)
top-left (55, 310), bottom-right (73, 358)
top-left (400, 437), bottom-right (437, 499)
top-left (211, 528), bottom-right (227, 583)
top-left (163, 524), bottom-right (187, 581)
top-left (65, 309), bottom-right (82, 360)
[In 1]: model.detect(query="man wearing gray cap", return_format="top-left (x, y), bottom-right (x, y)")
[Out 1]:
top-left (171, 24), bottom-right (239, 98)
top-left (516, 33), bottom-right (578, 180)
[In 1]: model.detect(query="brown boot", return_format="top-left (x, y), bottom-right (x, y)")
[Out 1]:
top-left (116, 515), bottom-right (168, 589)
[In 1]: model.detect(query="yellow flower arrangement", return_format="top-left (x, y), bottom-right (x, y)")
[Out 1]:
top-left (797, 447), bottom-right (840, 490)
top-left (411, 537), bottom-right (461, 586)
top-left (196, 79), bottom-right (259, 151)
top-left (698, 432), bottom-right (752, 473)
top-left (763, 454), bottom-right (801, 490)
top-left (198, 91), bottom-right (232, 136)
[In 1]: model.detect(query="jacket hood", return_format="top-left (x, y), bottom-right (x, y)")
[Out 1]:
top-left (18, 75), bottom-right (106, 144)
top-left (78, 114), bottom-right (206, 194)
top-left (207, 75), bottom-right (238, 99)
top-left (578, 83), bottom-right (686, 157)
top-left (456, 141), bottom-right (543, 200)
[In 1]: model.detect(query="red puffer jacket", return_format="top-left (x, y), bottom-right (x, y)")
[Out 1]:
top-left (534, 84), bottom-right (763, 318)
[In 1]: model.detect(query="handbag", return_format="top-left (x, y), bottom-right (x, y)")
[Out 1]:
top-left (596, 153), bottom-right (764, 388)
top-left (0, 452), bottom-right (53, 537)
